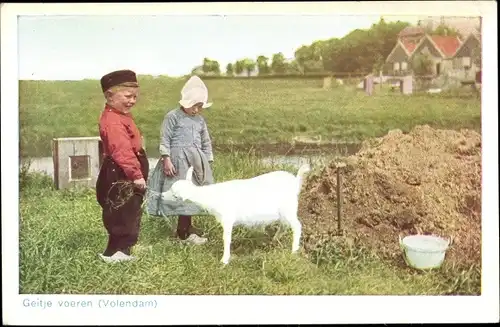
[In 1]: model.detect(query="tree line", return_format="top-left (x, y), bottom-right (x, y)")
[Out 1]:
top-left (193, 18), bottom-right (463, 77)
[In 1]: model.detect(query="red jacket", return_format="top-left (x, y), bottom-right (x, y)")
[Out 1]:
top-left (99, 105), bottom-right (144, 180)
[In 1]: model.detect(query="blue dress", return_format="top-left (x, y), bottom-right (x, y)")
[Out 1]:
top-left (146, 107), bottom-right (214, 217)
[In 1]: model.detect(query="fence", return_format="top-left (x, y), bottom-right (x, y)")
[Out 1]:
top-left (352, 73), bottom-right (481, 97)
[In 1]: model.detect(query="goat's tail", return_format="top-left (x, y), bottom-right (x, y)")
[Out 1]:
top-left (296, 163), bottom-right (311, 192)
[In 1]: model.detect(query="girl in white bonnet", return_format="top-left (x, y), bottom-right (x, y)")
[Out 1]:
top-left (146, 76), bottom-right (214, 244)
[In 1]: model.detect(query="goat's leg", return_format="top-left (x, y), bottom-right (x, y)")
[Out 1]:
top-left (221, 222), bottom-right (233, 265)
top-left (289, 218), bottom-right (302, 253)
top-left (281, 204), bottom-right (302, 253)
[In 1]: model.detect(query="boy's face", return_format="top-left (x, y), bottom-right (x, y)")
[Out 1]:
top-left (105, 86), bottom-right (139, 113)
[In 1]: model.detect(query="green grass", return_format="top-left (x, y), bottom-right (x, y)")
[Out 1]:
top-left (19, 153), bottom-right (481, 295)
top-left (19, 77), bottom-right (481, 158)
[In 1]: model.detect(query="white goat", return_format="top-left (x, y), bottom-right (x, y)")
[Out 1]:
top-left (163, 164), bottom-right (311, 264)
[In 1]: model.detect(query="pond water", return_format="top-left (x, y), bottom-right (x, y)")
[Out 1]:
top-left (20, 143), bottom-right (361, 179)
top-left (21, 155), bottom-right (330, 179)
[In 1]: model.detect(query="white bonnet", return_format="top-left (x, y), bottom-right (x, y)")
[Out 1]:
top-left (179, 76), bottom-right (212, 109)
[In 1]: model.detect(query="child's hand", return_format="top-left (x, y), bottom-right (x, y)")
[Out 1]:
top-left (163, 157), bottom-right (177, 176)
top-left (133, 178), bottom-right (146, 189)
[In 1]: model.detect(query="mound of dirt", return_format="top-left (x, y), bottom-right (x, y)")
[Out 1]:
top-left (299, 125), bottom-right (482, 268)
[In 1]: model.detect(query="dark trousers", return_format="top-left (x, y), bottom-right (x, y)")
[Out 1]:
top-left (177, 215), bottom-right (192, 240)
top-left (177, 215), bottom-right (205, 239)
top-left (96, 149), bottom-right (149, 256)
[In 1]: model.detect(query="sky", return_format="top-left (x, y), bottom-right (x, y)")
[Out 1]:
top-left (18, 14), bottom-right (421, 80)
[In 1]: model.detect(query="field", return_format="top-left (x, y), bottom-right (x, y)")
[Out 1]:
top-left (18, 77), bottom-right (482, 295)
top-left (19, 76), bottom-right (481, 158)
top-left (19, 154), bottom-right (480, 295)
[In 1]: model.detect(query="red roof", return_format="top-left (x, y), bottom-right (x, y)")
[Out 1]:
top-left (429, 35), bottom-right (462, 57)
top-left (401, 39), bottom-right (418, 55)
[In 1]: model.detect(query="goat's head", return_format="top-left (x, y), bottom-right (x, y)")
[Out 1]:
top-left (170, 166), bottom-right (196, 202)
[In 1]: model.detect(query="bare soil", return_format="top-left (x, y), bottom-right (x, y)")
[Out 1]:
top-left (299, 125), bottom-right (482, 268)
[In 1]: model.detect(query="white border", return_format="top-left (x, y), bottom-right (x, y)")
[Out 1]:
top-left (2, 2), bottom-right (498, 325)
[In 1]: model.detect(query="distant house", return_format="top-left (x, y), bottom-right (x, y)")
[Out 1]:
top-left (386, 26), bottom-right (462, 77)
top-left (451, 32), bottom-right (482, 80)
top-left (385, 26), bottom-right (425, 75)
top-left (409, 34), bottom-right (462, 76)
top-left (385, 39), bottom-right (419, 75)
top-left (385, 16), bottom-right (484, 78)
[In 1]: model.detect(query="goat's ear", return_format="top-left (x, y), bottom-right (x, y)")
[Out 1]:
top-left (185, 166), bottom-right (194, 182)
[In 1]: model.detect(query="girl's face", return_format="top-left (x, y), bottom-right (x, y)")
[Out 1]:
top-left (105, 86), bottom-right (139, 113)
top-left (183, 102), bottom-right (204, 116)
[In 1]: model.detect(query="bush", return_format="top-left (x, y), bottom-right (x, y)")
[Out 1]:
top-left (19, 160), bottom-right (54, 194)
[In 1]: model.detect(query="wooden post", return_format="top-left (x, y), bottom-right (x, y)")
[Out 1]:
top-left (401, 75), bottom-right (413, 95)
top-left (335, 162), bottom-right (346, 235)
top-left (364, 75), bottom-right (374, 96)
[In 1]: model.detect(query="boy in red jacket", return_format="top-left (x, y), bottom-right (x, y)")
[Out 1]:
top-left (96, 69), bottom-right (149, 263)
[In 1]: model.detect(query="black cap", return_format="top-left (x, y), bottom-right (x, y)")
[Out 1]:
top-left (100, 69), bottom-right (138, 92)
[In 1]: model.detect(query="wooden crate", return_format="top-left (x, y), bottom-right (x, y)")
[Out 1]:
top-left (52, 136), bottom-right (146, 190)
top-left (52, 137), bottom-right (102, 190)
